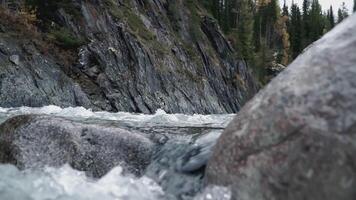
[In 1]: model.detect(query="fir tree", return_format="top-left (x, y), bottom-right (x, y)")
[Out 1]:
top-left (302, 0), bottom-right (311, 16)
top-left (289, 3), bottom-right (302, 58)
top-left (200, 0), bottom-right (342, 83)
top-left (338, 9), bottom-right (343, 23)
top-left (302, 0), bottom-right (311, 48)
top-left (236, 0), bottom-right (255, 61)
top-left (338, 2), bottom-right (349, 23)
top-left (328, 6), bottom-right (335, 28)
top-left (309, 0), bottom-right (324, 41)
top-left (282, 0), bottom-right (289, 16)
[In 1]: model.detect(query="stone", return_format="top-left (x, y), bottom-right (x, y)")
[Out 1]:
top-left (9, 54), bottom-right (19, 65)
top-left (206, 14), bottom-right (356, 200)
top-left (0, 38), bottom-right (95, 109)
top-left (0, 115), bottom-right (154, 177)
top-left (194, 186), bottom-right (231, 200)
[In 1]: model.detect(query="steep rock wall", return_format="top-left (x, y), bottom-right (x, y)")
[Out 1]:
top-left (0, 0), bottom-right (257, 114)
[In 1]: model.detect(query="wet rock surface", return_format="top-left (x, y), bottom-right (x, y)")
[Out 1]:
top-left (206, 14), bottom-right (356, 200)
top-left (0, 115), bottom-right (154, 177)
top-left (144, 130), bottom-right (223, 199)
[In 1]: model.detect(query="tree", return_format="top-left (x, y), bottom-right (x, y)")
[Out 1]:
top-left (282, 0), bottom-right (289, 16)
top-left (338, 9), bottom-right (343, 23)
top-left (354, 0), bottom-right (356, 12)
top-left (289, 3), bottom-right (303, 58)
top-left (255, 0), bottom-right (279, 48)
top-left (302, 0), bottom-right (311, 16)
top-left (302, 0), bottom-right (311, 48)
top-left (25, 0), bottom-right (80, 27)
top-left (327, 6), bottom-right (335, 28)
top-left (338, 2), bottom-right (349, 23)
top-left (200, 0), bottom-right (339, 83)
top-left (236, 0), bottom-right (255, 61)
top-left (309, 0), bottom-right (324, 41)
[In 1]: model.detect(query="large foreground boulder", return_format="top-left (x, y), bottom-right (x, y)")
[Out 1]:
top-left (206, 14), bottom-right (356, 200)
top-left (0, 115), bottom-right (154, 177)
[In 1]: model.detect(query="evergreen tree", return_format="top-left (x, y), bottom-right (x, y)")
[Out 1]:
top-left (200, 0), bottom-right (342, 83)
top-left (338, 2), bottom-right (349, 23)
top-left (327, 6), bottom-right (335, 28)
top-left (302, 0), bottom-right (311, 16)
top-left (252, 0), bottom-right (280, 82)
top-left (268, 0), bottom-right (279, 22)
top-left (309, 0), bottom-right (324, 41)
top-left (338, 9), bottom-right (343, 23)
top-left (256, 0), bottom-right (279, 48)
top-left (236, 0), bottom-right (255, 61)
top-left (302, 0), bottom-right (311, 48)
top-left (253, 14), bottom-right (262, 51)
top-left (289, 3), bottom-right (302, 58)
top-left (282, 0), bottom-right (289, 16)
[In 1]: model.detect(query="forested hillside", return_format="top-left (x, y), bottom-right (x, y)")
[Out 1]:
top-left (200, 0), bottom-right (355, 83)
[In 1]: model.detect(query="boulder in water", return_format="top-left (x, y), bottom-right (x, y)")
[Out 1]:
top-left (0, 115), bottom-right (154, 177)
top-left (206, 14), bottom-right (356, 200)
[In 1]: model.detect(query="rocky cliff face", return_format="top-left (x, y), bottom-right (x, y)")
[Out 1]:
top-left (0, 0), bottom-right (257, 113)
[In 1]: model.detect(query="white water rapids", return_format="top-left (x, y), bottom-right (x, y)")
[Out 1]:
top-left (0, 106), bottom-right (234, 200)
top-left (0, 105), bottom-right (235, 128)
top-left (0, 164), bottom-right (165, 200)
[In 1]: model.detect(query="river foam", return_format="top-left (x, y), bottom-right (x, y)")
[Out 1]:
top-left (0, 105), bottom-right (235, 128)
top-left (0, 164), bottom-right (166, 200)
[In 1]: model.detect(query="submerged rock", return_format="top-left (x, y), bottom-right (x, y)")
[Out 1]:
top-left (0, 115), bottom-right (154, 177)
top-left (206, 14), bottom-right (356, 200)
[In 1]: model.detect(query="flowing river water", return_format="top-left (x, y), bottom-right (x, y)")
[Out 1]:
top-left (0, 106), bottom-right (234, 200)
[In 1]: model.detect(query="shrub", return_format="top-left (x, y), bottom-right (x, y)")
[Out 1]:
top-left (0, 6), bottom-right (39, 37)
top-left (25, 0), bottom-right (81, 21)
top-left (50, 28), bottom-right (86, 49)
top-left (167, 0), bottom-right (181, 31)
top-left (185, 0), bottom-right (203, 42)
top-left (104, 0), bottom-right (155, 41)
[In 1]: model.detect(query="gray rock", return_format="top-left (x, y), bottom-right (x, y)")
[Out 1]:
top-left (194, 186), bottom-right (231, 200)
top-left (0, 115), bottom-right (154, 177)
top-left (0, 0), bottom-right (257, 114)
top-left (0, 38), bottom-right (94, 109)
top-left (206, 14), bottom-right (356, 200)
top-left (9, 55), bottom-right (19, 65)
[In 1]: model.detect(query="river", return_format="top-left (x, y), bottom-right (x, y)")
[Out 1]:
top-left (0, 106), bottom-right (234, 200)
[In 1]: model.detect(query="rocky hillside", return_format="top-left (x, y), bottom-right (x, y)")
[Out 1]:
top-left (0, 0), bottom-right (257, 114)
